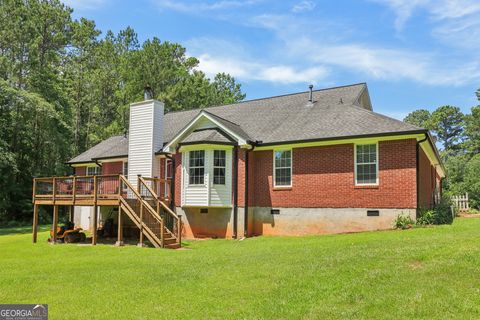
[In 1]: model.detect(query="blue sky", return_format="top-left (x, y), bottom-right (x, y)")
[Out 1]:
top-left (65, 0), bottom-right (480, 119)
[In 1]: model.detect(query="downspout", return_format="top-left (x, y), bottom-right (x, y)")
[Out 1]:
top-left (166, 153), bottom-right (175, 211)
top-left (416, 134), bottom-right (428, 216)
top-left (232, 146), bottom-right (239, 239)
top-left (244, 144), bottom-right (255, 237)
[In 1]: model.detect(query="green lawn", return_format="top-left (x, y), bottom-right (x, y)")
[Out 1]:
top-left (1, 219), bottom-right (480, 319)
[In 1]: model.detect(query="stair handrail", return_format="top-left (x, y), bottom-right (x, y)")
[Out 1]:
top-left (138, 176), bottom-right (179, 219)
top-left (138, 176), bottom-right (181, 244)
top-left (119, 175), bottom-right (162, 225)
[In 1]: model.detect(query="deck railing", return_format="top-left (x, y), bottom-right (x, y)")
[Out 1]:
top-left (33, 174), bottom-right (123, 203)
top-left (141, 177), bottom-right (172, 204)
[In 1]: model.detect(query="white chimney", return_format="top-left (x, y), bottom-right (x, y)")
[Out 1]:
top-left (127, 88), bottom-right (164, 187)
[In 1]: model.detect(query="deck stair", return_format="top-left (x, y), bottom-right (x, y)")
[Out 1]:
top-left (32, 174), bottom-right (181, 248)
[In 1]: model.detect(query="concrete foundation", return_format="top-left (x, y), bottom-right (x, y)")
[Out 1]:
top-left (251, 207), bottom-right (416, 236)
top-left (176, 206), bottom-right (413, 239)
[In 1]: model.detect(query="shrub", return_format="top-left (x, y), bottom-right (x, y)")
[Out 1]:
top-left (434, 196), bottom-right (455, 225)
top-left (417, 209), bottom-right (435, 226)
top-left (394, 214), bottom-right (415, 230)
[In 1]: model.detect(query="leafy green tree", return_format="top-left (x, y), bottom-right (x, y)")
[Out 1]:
top-left (464, 106), bottom-right (480, 155)
top-left (428, 106), bottom-right (464, 151)
top-left (210, 73), bottom-right (246, 106)
top-left (0, 0), bottom-right (246, 223)
top-left (464, 155), bottom-right (480, 209)
top-left (0, 80), bottom-right (69, 222)
top-left (403, 109), bottom-right (431, 128)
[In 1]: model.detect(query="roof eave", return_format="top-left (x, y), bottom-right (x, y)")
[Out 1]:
top-left (256, 129), bottom-right (429, 147)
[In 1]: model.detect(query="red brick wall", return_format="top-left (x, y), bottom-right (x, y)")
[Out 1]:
top-left (237, 148), bottom-right (255, 207)
top-left (251, 139), bottom-right (417, 208)
top-left (174, 153), bottom-right (182, 207)
top-left (75, 166), bottom-right (86, 175)
top-left (418, 147), bottom-right (438, 208)
top-left (102, 161), bottom-right (123, 174)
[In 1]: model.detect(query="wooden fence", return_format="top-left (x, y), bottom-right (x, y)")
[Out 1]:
top-left (452, 193), bottom-right (469, 212)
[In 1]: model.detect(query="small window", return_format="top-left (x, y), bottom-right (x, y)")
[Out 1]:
top-left (355, 144), bottom-right (378, 185)
top-left (189, 150), bottom-right (205, 185)
top-left (213, 150), bottom-right (226, 185)
top-left (123, 161), bottom-right (128, 176)
top-left (274, 150), bottom-right (292, 187)
top-left (87, 166), bottom-right (101, 176)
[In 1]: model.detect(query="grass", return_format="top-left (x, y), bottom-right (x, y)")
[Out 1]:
top-left (1, 219), bottom-right (480, 319)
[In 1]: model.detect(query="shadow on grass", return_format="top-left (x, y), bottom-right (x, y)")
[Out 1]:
top-left (0, 225), bottom-right (50, 236)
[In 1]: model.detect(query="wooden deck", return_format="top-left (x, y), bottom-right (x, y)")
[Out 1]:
top-left (32, 174), bottom-right (180, 248)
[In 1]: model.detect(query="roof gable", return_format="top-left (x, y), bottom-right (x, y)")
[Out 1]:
top-left (163, 110), bottom-right (250, 153)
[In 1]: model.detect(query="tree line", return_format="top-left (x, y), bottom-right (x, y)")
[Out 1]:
top-left (404, 97), bottom-right (480, 209)
top-left (0, 0), bottom-right (245, 224)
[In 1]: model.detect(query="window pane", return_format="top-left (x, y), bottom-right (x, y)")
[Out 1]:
top-left (214, 168), bottom-right (225, 185)
top-left (356, 144), bottom-right (377, 184)
top-left (213, 150), bottom-right (226, 185)
top-left (275, 168), bottom-right (291, 186)
top-left (274, 150), bottom-right (292, 186)
top-left (189, 150), bottom-right (205, 185)
top-left (214, 150), bottom-right (226, 167)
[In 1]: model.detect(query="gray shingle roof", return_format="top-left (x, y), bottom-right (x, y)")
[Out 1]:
top-left (68, 83), bottom-right (425, 164)
top-left (68, 135), bottom-right (128, 164)
top-left (180, 128), bottom-right (235, 145)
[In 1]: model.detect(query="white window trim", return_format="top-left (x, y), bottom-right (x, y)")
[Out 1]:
top-left (123, 161), bottom-right (128, 176)
top-left (165, 158), bottom-right (172, 195)
top-left (354, 143), bottom-right (379, 186)
top-left (188, 150), bottom-right (206, 186)
top-left (86, 166), bottom-right (101, 176)
top-left (273, 149), bottom-right (293, 188)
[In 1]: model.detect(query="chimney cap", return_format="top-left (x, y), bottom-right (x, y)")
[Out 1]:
top-left (144, 86), bottom-right (153, 100)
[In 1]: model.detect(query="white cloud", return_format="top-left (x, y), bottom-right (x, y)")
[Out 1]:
top-left (292, 1), bottom-right (316, 13)
top-left (250, 13), bottom-right (480, 85)
top-left (152, 0), bottom-right (259, 13)
top-left (373, 0), bottom-right (480, 46)
top-left (370, 0), bottom-right (428, 31)
top-left (197, 53), bottom-right (329, 84)
top-left (62, 0), bottom-right (107, 10)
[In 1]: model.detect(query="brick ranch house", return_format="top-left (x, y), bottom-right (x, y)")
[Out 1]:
top-left (32, 83), bottom-right (444, 246)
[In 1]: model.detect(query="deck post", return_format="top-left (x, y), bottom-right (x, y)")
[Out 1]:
top-left (68, 205), bottom-right (73, 222)
top-left (177, 214), bottom-right (182, 246)
top-left (92, 176), bottom-right (98, 245)
top-left (72, 176), bottom-right (76, 203)
top-left (92, 205), bottom-right (98, 245)
top-left (52, 205), bottom-right (58, 244)
top-left (115, 206), bottom-right (124, 246)
top-left (32, 204), bottom-right (39, 243)
top-left (138, 202), bottom-right (144, 247)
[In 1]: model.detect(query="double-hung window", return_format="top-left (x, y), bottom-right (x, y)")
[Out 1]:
top-left (87, 166), bottom-right (101, 176)
top-left (213, 150), bottom-right (226, 185)
top-left (355, 144), bottom-right (378, 185)
top-left (189, 150), bottom-right (205, 185)
top-left (274, 150), bottom-right (292, 187)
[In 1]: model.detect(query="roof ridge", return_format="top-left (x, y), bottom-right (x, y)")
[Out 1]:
top-left (346, 102), bottom-right (424, 130)
top-left (201, 109), bottom-right (241, 127)
top-left (164, 82), bottom-right (367, 116)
